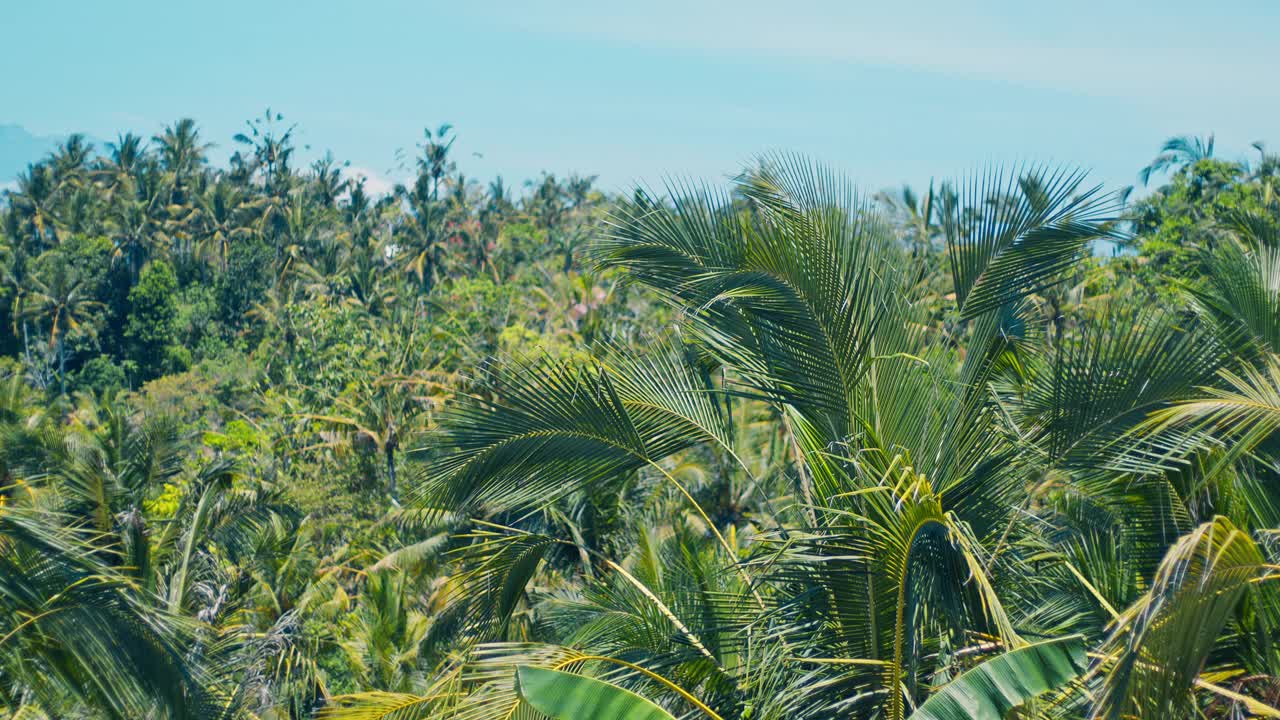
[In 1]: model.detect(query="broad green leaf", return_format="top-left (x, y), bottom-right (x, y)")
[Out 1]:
top-left (909, 635), bottom-right (1087, 720)
top-left (515, 666), bottom-right (677, 720)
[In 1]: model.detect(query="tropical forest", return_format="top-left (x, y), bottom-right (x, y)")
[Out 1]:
top-left (1, 116), bottom-right (1279, 720)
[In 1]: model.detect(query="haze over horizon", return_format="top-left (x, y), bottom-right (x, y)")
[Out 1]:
top-left (4, 0), bottom-right (1279, 194)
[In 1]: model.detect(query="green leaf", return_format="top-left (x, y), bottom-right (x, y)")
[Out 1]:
top-left (1094, 517), bottom-right (1268, 720)
top-left (943, 164), bottom-right (1122, 318)
top-left (515, 666), bottom-right (677, 720)
top-left (909, 636), bottom-right (1087, 720)
top-left (315, 692), bottom-right (438, 720)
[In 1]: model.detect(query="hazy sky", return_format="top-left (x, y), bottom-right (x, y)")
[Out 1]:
top-left (3, 0), bottom-right (1278, 194)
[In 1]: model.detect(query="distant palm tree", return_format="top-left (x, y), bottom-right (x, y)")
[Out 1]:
top-left (174, 178), bottom-right (260, 273)
top-left (1140, 133), bottom-right (1215, 185)
top-left (310, 154), bottom-right (350, 209)
top-left (24, 260), bottom-right (101, 394)
top-left (877, 181), bottom-right (939, 261)
top-left (109, 197), bottom-right (170, 280)
top-left (95, 132), bottom-right (148, 196)
top-left (49, 133), bottom-right (95, 184)
top-left (154, 118), bottom-right (211, 204)
top-left (233, 109), bottom-right (300, 197)
top-left (416, 124), bottom-right (455, 201)
top-left (297, 319), bottom-right (446, 499)
top-left (395, 125), bottom-right (456, 288)
top-left (10, 163), bottom-right (63, 249)
top-left (340, 570), bottom-right (431, 692)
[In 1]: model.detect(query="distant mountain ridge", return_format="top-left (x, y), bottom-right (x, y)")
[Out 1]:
top-left (0, 124), bottom-right (106, 185)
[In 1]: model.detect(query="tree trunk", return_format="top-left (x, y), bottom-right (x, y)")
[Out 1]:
top-left (385, 445), bottom-right (397, 498)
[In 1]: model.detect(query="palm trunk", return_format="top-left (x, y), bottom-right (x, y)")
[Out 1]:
top-left (385, 445), bottom-right (397, 498)
top-left (58, 338), bottom-right (66, 396)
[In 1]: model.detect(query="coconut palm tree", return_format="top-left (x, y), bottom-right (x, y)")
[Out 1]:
top-left (233, 109), bottom-right (299, 197)
top-left (310, 155), bottom-right (350, 209)
top-left (48, 134), bottom-right (95, 187)
top-left (9, 163), bottom-right (63, 250)
top-left (0, 504), bottom-right (217, 719)
top-left (94, 132), bottom-right (148, 197)
top-left (175, 178), bottom-right (262, 273)
top-left (297, 323), bottom-right (446, 500)
top-left (109, 196), bottom-right (171, 280)
top-left (23, 259), bottom-right (101, 394)
top-left (0, 399), bottom-right (232, 719)
top-left (154, 118), bottom-right (211, 205)
top-left (1140, 133), bottom-right (1216, 185)
top-left (323, 157), bottom-right (1280, 720)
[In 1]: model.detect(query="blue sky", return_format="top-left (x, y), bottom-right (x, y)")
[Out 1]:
top-left (3, 0), bottom-right (1278, 195)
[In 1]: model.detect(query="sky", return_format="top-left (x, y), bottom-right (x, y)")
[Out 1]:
top-left (3, 0), bottom-right (1279, 196)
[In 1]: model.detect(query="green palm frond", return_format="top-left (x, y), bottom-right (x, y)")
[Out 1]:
top-left (316, 691), bottom-right (451, 720)
top-left (515, 666), bottom-right (680, 720)
top-left (1130, 354), bottom-right (1280, 472)
top-left (595, 155), bottom-right (915, 449)
top-left (418, 360), bottom-right (699, 513)
top-left (0, 506), bottom-right (212, 718)
top-left (867, 466), bottom-right (1018, 720)
top-left (908, 635), bottom-right (1087, 720)
top-left (446, 528), bottom-right (559, 640)
top-left (1186, 237), bottom-right (1280, 357)
top-left (943, 164), bottom-right (1123, 318)
top-left (599, 338), bottom-right (734, 453)
top-left (370, 531), bottom-right (453, 573)
top-left (1011, 305), bottom-right (1221, 473)
top-left (765, 461), bottom-right (1019, 720)
top-left (1093, 516), bottom-right (1272, 719)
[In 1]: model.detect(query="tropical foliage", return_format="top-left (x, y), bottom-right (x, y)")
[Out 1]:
top-left (1, 119), bottom-right (1279, 719)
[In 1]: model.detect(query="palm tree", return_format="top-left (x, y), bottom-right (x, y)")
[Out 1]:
top-left (396, 125), bottom-right (456, 288)
top-left (95, 132), bottom-right (148, 197)
top-left (877, 181), bottom-right (940, 262)
top-left (340, 570), bottom-right (431, 693)
top-left (0, 504), bottom-right (215, 718)
top-left (176, 178), bottom-right (261, 273)
top-left (109, 196), bottom-right (170, 280)
top-left (325, 158), bottom-right (1280, 720)
top-left (48, 133), bottom-right (95, 186)
top-left (1140, 133), bottom-right (1216, 185)
top-left (297, 349), bottom-right (444, 499)
top-left (9, 163), bottom-right (62, 250)
top-left (1, 228), bottom-right (35, 347)
top-left (416, 124), bottom-right (455, 201)
top-left (0, 401), bottom-right (228, 718)
top-left (310, 154), bottom-right (350, 209)
top-left (24, 260), bottom-right (101, 394)
top-left (154, 118), bottom-right (211, 204)
top-left (233, 109), bottom-right (299, 197)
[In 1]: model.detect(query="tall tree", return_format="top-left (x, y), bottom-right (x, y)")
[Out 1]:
top-left (24, 258), bottom-right (101, 394)
top-left (154, 118), bottom-right (211, 205)
top-left (124, 259), bottom-right (181, 382)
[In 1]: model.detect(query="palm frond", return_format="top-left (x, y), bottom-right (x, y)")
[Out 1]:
top-left (316, 691), bottom-right (450, 720)
top-left (515, 666), bottom-right (680, 720)
top-left (1093, 516), bottom-right (1271, 719)
top-left (944, 165), bottom-right (1123, 318)
top-left (908, 635), bottom-right (1087, 720)
top-left (1129, 355), bottom-right (1280, 473)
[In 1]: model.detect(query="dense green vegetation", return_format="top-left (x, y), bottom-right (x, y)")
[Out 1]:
top-left (1, 119), bottom-right (1278, 719)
